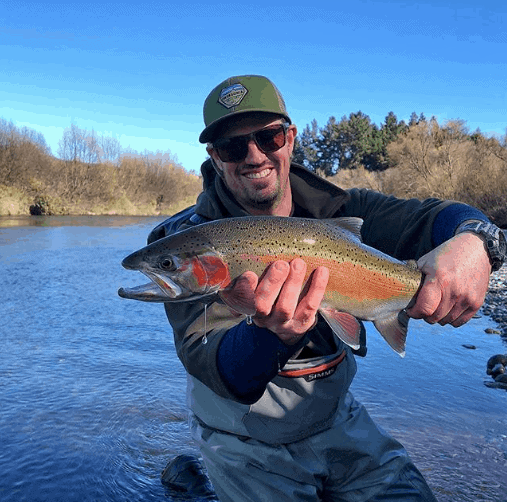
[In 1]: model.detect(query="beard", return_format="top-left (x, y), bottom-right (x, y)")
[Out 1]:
top-left (247, 187), bottom-right (281, 210)
top-left (240, 176), bottom-right (285, 212)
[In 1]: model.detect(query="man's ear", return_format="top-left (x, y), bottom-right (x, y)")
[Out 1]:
top-left (206, 146), bottom-right (224, 179)
top-left (287, 124), bottom-right (298, 157)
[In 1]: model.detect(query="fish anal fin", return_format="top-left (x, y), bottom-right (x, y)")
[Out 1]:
top-left (373, 311), bottom-right (409, 357)
top-left (323, 217), bottom-right (363, 241)
top-left (319, 306), bottom-right (361, 350)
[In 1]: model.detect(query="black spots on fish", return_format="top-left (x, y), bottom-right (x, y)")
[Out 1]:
top-left (367, 256), bottom-right (391, 279)
top-left (172, 228), bottom-right (216, 257)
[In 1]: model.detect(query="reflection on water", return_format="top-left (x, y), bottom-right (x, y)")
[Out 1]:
top-left (1, 216), bottom-right (506, 502)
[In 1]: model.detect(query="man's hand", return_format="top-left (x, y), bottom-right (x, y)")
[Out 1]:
top-left (407, 232), bottom-right (492, 327)
top-left (221, 258), bottom-right (329, 345)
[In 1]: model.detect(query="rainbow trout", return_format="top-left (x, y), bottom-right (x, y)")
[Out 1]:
top-left (118, 216), bottom-right (423, 356)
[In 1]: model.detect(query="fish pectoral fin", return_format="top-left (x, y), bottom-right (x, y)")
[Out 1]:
top-left (318, 307), bottom-right (362, 350)
top-left (218, 277), bottom-right (257, 316)
top-left (373, 311), bottom-right (409, 357)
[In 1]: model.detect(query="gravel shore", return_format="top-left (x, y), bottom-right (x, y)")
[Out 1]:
top-left (482, 262), bottom-right (507, 338)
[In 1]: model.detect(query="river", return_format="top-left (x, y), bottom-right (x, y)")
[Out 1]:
top-left (1, 215), bottom-right (506, 502)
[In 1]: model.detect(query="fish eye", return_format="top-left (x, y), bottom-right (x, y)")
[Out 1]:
top-left (160, 257), bottom-right (176, 271)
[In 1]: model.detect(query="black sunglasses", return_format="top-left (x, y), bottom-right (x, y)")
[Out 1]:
top-left (213, 123), bottom-right (289, 163)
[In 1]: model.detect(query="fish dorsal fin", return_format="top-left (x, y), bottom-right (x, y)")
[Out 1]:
top-left (323, 217), bottom-right (363, 241)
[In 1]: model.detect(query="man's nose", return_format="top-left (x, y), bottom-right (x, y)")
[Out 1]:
top-left (244, 139), bottom-right (266, 164)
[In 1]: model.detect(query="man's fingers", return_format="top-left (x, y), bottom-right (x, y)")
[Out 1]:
top-left (269, 258), bottom-right (307, 324)
top-left (435, 295), bottom-right (469, 325)
top-left (220, 271), bottom-right (258, 315)
top-left (407, 277), bottom-right (482, 327)
top-left (288, 266), bottom-right (328, 331)
top-left (406, 233), bottom-right (491, 328)
top-left (251, 259), bottom-right (330, 343)
top-left (449, 307), bottom-right (477, 327)
top-left (406, 277), bottom-right (443, 322)
top-left (254, 261), bottom-right (290, 317)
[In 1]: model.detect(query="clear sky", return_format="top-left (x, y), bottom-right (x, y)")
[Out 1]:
top-left (2, 0), bottom-right (506, 171)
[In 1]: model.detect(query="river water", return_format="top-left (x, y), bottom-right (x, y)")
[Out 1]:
top-left (1, 215), bottom-right (506, 502)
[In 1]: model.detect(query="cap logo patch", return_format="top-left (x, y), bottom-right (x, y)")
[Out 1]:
top-left (218, 83), bottom-right (248, 109)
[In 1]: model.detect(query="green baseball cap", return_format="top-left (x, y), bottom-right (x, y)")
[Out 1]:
top-left (199, 75), bottom-right (291, 143)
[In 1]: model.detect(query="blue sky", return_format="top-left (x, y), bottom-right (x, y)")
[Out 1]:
top-left (1, 0), bottom-right (506, 171)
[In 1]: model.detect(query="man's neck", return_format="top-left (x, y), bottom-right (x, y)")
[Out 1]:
top-left (244, 195), bottom-right (293, 217)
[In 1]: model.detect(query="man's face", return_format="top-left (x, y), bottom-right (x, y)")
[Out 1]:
top-left (207, 115), bottom-right (297, 216)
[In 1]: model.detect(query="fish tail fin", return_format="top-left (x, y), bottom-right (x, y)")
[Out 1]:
top-left (319, 306), bottom-right (362, 350)
top-left (373, 310), bottom-right (409, 357)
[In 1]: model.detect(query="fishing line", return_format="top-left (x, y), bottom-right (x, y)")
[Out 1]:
top-left (202, 303), bottom-right (208, 345)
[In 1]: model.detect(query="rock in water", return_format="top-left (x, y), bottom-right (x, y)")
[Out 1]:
top-left (485, 328), bottom-right (501, 335)
top-left (495, 373), bottom-right (507, 384)
top-left (490, 363), bottom-right (505, 379)
top-left (161, 454), bottom-right (216, 499)
top-left (486, 354), bottom-right (507, 376)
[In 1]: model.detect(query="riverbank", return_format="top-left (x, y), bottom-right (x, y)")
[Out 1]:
top-left (0, 183), bottom-right (198, 218)
top-left (482, 262), bottom-right (507, 338)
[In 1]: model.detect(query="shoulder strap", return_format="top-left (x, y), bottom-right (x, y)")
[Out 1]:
top-left (147, 206), bottom-right (211, 244)
top-left (189, 213), bottom-right (209, 225)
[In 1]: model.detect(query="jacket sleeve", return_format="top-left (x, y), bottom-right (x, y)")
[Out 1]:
top-left (341, 189), bottom-right (458, 260)
top-left (163, 284), bottom-right (306, 402)
top-left (163, 300), bottom-right (241, 399)
top-left (149, 206), bottom-right (295, 402)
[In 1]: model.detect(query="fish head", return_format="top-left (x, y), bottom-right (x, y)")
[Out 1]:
top-left (118, 230), bottom-right (230, 303)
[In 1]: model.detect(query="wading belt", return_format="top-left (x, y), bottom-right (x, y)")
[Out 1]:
top-left (278, 349), bottom-right (346, 380)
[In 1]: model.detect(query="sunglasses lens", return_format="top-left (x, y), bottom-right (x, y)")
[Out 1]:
top-left (215, 125), bottom-right (287, 163)
top-left (256, 126), bottom-right (286, 153)
top-left (215, 137), bottom-right (247, 163)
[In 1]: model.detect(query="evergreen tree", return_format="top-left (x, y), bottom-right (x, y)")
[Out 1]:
top-left (372, 112), bottom-right (408, 171)
top-left (409, 112), bottom-right (419, 127)
top-left (315, 116), bottom-right (341, 175)
top-left (293, 119), bottom-right (319, 170)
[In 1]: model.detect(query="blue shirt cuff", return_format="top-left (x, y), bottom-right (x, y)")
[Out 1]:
top-left (432, 203), bottom-right (489, 247)
top-left (217, 320), bottom-right (304, 403)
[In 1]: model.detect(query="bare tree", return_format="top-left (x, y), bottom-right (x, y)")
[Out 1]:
top-left (98, 134), bottom-right (121, 163)
top-left (58, 123), bottom-right (122, 164)
top-left (58, 123), bottom-right (84, 161)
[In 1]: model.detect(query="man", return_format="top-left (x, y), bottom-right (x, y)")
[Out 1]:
top-left (148, 75), bottom-right (506, 501)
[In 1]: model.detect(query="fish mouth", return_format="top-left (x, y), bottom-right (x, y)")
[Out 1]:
top-left (118, 271), bottom-right (182, 302)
